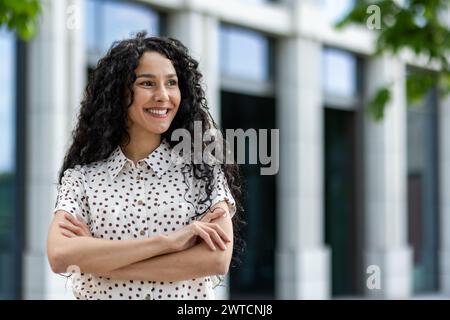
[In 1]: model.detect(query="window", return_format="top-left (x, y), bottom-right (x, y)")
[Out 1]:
top-left (407, 69), bottom-right (439, 293)
top-left (219, 25), bottom-right (276, 299)
top-left (221, 91), bottom-right (277, 299)
top-left (0, 28), bottom-right (19, 299)
top-left (86, 0), bottom-right (162, 66)
top-left (322, 47), bottom-right (360, 109)
top-left (220, 24), bottom-right (272, 82)
top-left (323, 47), bottom-right (364, 296)
top-left (0, 30), bottom-right (15, 175)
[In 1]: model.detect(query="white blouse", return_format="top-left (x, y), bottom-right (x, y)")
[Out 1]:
top-left (53, 138), bottom-right (236, 300)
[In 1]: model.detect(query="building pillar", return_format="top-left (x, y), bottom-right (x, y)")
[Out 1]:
top-left (363, 55), bottom-right (412, 298)
top-left (276, 34), bottom-right (330, 299)
top-left (24, 0), bottom-right (85, 299)
top-left (168, 11), bottom-right (221, 125)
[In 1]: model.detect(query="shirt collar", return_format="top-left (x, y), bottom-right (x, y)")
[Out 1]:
top-left (107, 138), bottom-right (173, 180)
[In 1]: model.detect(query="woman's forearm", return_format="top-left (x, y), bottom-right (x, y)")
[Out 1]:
top-left (100, 207), bottom-right (234, 282)
top-left (101, 241), bottom-right (231, 282)
top-left (50, 234), bottom-right (172, 274)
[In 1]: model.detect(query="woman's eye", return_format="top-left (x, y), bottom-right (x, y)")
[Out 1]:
top-left (168, 80), bottom-right (178, 86)
top-left (141, 81), bottom-right (154, 87)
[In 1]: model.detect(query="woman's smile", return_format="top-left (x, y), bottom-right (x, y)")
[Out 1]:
top-left (144, 107), bottom-right (170, 118)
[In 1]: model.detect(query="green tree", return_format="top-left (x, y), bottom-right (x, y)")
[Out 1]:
top-left (0, 0), bottom-right (41, 40)
top-left (336, 0), bottom-right (450, 120)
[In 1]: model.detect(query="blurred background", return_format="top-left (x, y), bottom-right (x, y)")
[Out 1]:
top-left (1, 0), bottom-right (450, 299)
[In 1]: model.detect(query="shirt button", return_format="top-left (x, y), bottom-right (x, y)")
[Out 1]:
top-left (140, 229), bottom-right (146, 236)
top-left (137, 200), bottom-right (144, 205)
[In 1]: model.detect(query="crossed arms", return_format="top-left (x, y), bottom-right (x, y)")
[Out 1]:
top-left (46, 201), bottom-right (233, 282)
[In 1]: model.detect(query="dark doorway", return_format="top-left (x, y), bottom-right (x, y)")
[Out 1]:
top-left (221, 90), bottom-right (277, 299)
top-left (324, 108), bottom-right (362, 296)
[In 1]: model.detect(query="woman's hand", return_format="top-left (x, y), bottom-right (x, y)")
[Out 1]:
top-left (166, 208), bottom-right (231, 252)
top-left (58, 213), bottom-right (92, 238)
top-left (200, 207), bottom-right (228, 223)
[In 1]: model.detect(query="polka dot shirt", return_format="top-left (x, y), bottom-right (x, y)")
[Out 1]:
top-left (53, 138), bottom-right (236, 300)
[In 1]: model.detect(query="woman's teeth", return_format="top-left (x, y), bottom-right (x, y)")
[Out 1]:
top-left (145, 108), bottom-right (168, 115)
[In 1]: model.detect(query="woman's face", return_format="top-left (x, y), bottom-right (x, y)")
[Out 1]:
top-left (127, 51), bottom-right (181, 140)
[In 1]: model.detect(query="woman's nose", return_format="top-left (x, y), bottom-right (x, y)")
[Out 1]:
top-left (154, 86), bottom-right (169, 102)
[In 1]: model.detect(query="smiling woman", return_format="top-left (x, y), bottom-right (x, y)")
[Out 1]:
top-left (123, 51), bottom-right (181, 161)
top-left (46, 32), bottom-right (244, 300)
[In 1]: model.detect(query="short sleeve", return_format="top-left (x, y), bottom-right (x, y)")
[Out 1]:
top-left (53, 166), bottom-right (90, 223)
top-left (208, 165), bottom-right (237, 218)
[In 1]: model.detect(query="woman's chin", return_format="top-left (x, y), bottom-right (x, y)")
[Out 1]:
top-left (147, 124), bottom-right (171, 135)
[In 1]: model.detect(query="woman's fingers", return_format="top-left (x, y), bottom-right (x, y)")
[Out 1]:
top-left (65, 212), bottom-right (86, 229)
top-left (60, 228), bottom-right (77, 238)
top-left (59, 222), bottom-right (83, 236)
top-left (191, 222), bottom-right (229, 251)
top-left (202, 225), bottom-right (227, 250)
top-left (62, 213), bottom-right (91, 237)
top-left (76, 214), bottom-right (91, 235)
top-left (192, 223), bottom-right (216, 251)
top-left (201, 207), bottom-right (226, 223)
top-left (64, 213), bottom-right (87, 232)
top-left (206, 222), bottom-right (232, 243)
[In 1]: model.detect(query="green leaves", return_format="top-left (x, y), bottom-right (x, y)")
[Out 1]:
top-left (406, 70), bottom-right (437, 105)
top-left (368, 87), bottom-right (391, 121)
top-left (336, 0), bottom-right (450, 121)
top-left (0, 0), bottom-right (41, 40)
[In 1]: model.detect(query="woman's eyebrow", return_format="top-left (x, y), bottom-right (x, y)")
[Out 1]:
top-left (136, 73), bottom-right (178, 79)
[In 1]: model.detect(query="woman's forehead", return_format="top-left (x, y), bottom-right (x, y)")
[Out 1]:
top-left (135, 51), bottom-right (176, 76)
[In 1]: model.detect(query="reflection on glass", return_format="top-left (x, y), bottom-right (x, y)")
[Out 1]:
top-left (0, 29), bottom-right (15, 173)
top-left (321, 0), bottom-right (355, 23)
top-left (322, 48), bottom-right (357, 99)
top-left (407, 81), bottom-right (439, 293)
top-left (86, 0), bottom-right (160, 59)
top-left (0, 27), bottom-right (17, 299)
top-left (220, 25), bottom-right (270, 81)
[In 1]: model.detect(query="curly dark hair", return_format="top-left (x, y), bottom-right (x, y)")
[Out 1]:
top-left (59, 31), bottom-right (245, 266)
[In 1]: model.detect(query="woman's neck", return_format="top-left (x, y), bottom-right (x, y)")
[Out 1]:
top-left (121, 133), bottom-right (162, 165)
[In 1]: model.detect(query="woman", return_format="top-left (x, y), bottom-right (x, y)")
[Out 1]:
top-left (46, 32), bottom-right (243, 300)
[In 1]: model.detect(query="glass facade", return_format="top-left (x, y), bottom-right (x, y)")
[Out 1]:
top-left (407, 72), bottom-right (439, 293)
top-left (220, 24), bottom-right (271, 82)
top-left (0, 28), bottom-right (19, 299)
top-left (323, 47), bottom-right (363, 296)
top-left (221, 92), bottom-right (277, 299)
top-left (322, 47), bottom-right (358, 101)
top-left (219, 26), bottom-right (276, 299)
top-left (86, 0), bottom-right (162, 66)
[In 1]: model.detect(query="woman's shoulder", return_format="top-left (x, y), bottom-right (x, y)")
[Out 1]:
top-left (61, 160), bottom-right (107, 181)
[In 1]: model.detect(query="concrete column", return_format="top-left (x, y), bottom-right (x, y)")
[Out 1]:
top-left (24, 0), bottom-right (85, 299)
top-left (167, 11), bottom-right (221, 125)
top-left (439, 94), bottom-right (450, 294)
top-left (363, 55), bottom-right (412, 298)
top-left (276, 34), bottom-right (330, 298)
